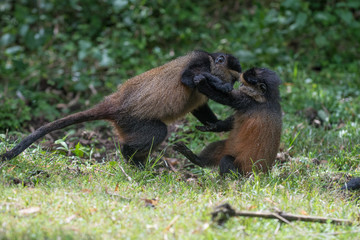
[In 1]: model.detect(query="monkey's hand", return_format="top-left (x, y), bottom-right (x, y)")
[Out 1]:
top-left (196, 116), bottom-right (234, 132)
top-left (201, 72), bottom-right (233, 93)
top-left (195, 122), bottom-right (222, 132)
top-left (193, 74), bottom-right (206, 85)
top-left (194, 73), bottom-right (233, 93)
top-left (194, 74), bottom-right (235, 107)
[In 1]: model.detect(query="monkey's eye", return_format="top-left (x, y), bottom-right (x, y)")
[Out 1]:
top-left (215, 55), bottom-right (226, 64)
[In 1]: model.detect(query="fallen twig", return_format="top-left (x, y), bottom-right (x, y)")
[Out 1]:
top-left (93, 168), bottom-right (115, 176)
top-left (163, 215), bottom-right (180, 232)
top-left (0, 162), bottom-right (7, 170)
top-left (118, 162), bottom-right (133, 182)
top-left (211, 203), bottom-right (353, 226)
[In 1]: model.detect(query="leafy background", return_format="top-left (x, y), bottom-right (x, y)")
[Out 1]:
top-left (1, 0), bottom-right (359, 131)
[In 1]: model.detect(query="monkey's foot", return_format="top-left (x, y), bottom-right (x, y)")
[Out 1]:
top-left (219, 155), bottom-right (239, 177)
top-left (342, 177), bottom-right (360, 190)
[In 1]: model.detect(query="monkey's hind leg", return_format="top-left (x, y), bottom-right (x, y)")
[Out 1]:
top-left (117, 119), bottom-right (168, 167)
top-left (173, 140), bottom-right (226, 168)
top-left (173, 142), bottom-right (204, 167)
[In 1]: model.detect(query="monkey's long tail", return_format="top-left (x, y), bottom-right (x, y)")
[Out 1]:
top-left (1, 102), bottom-right (111, 162)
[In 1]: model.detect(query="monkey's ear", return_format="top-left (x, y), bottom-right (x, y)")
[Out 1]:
top-left (248, 67), bottom-right (256, 76)
top-left (259, 83), bottom-right (267, 93)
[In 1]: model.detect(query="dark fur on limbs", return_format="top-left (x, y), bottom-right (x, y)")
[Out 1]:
top-left (173, 142), bottom-right (237, 175)
top-left (117, 118), bottom-right (168, 167)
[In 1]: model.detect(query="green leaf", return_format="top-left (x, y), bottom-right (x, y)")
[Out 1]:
top-left (0, 33), bottom-right (15, 47)
top-left (318, 110), bottom-right (330, 123)
top-left (335, 9), bottom-right (353, 25)
top-left (73, 142), bottom-right (84, 157)
top-left (5, 46), bottom-right (23, 55)
top-left (19, 25), bottom-right (29, 37)
top-left (315, 35), bottom-right (328, 47)
top-left (108, 161), bottom-right (117, 167)
top-left (55, 139), bottom-right (69, 151)
top-left (295, 12), bottom-right (308, 28)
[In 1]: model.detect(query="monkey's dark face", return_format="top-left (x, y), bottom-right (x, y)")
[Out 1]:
top-left (241, 68), bottom-right (267, 94)
top-left (210, 53), bottom-right (242, 84)
top-left (210, 53), bottom-right (242, 72)
top-left (240, 67), bottom-right (281, 102)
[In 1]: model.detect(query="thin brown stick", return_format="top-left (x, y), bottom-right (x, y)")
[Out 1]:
top-left (211, 203), bottom-right (353, 226)
top-left (271, 212), bottom-right (291, 224)
top-left (0, 162), bottom-right (7, 170)
top-left (118, 162), bottom-right (133, 182)
top-left (93, 168), bottom-right (115, 176)
top-left (235, 210), bottom-right (352, 225)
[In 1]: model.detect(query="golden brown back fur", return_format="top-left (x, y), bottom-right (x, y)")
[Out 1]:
top-left (109, 52), bottom-right (208, 124)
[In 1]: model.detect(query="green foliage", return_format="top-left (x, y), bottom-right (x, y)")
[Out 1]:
top-left (1, 0), bottom-right (359, 129)
top-left (227, 0), bottom-right (360, 67)
top-left (0, 98), bottom-right (31, 131)
top-left (54, 135), bottom-right (94, 158)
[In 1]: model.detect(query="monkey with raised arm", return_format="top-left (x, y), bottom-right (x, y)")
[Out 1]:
top-left (174, 67), bottom-right (282, 175)
top-left (1, 51), bottom-right (241, 166)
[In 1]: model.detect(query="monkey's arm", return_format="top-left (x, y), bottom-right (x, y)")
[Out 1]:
top-left (194, 74), bottom-right (236, 108)
top-left (198, 72), bottom-right (233, 93)
top-left (191, 104), bottom-right (219, 125)
top-left (181, 53), bottom-right (233, 91)
top-left (181, 55), bottom-right (211, 88)
top-left (182, 71), bottom-right (232, 92)
top-left (191, 72), bottom-right (234, 126)
top-left (196, 115), bottom-right (234, 132)
top-left (196, 73), bottom-right (259, 111)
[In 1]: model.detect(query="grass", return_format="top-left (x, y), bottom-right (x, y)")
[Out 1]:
top-left (1, 63), bottom-right (360, 239)
top-left (0, 152), bottom-right (359, 239)
top-left (0, 153), bottom-right (359, 239)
